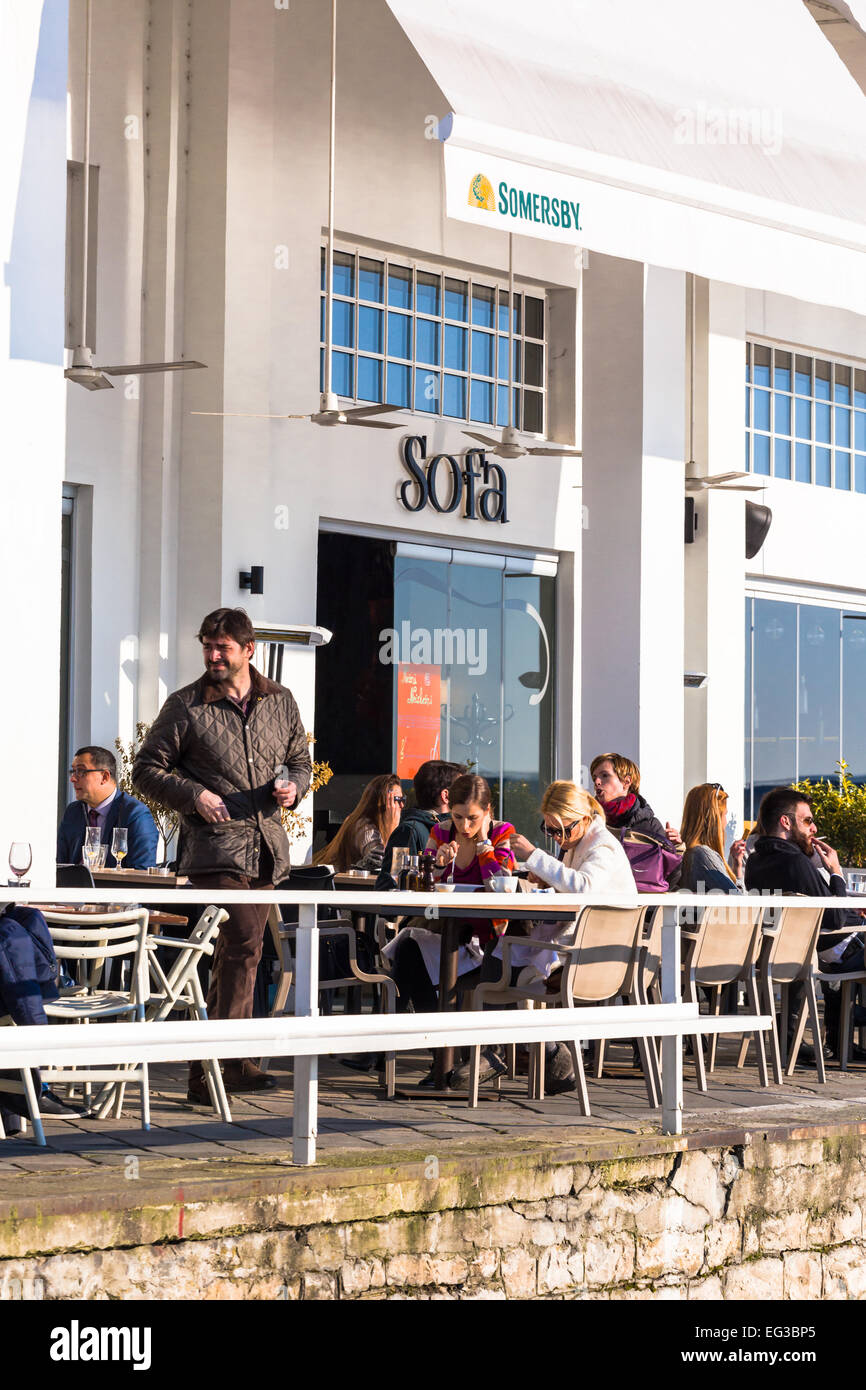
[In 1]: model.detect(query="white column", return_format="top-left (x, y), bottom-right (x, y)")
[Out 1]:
top-left (292, 900), bottom-right (319, 1165)
top-left (582, 256), bottom-right (686, 824)
top-left (0, 0), bottom-right (67, 887)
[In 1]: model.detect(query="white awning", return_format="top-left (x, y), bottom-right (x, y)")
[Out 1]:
top-left (387, 0), bottom-right (866, 314)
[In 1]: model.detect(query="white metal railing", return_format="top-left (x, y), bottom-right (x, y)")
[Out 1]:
top-left (1, 887), bottom-right (837, 1163)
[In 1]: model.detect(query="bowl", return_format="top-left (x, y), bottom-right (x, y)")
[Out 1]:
top-left (434, 882), bottom-right (456, 893)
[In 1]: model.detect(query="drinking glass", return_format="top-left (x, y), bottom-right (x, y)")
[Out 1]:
top-left (111, 827), bottom-right (129, 869)
top-left (93, 843), bottom-right (108, 870)
top-left (8, 841), bottom-right (32, 887)
top-left (83, 826), bottom-right (101, 870)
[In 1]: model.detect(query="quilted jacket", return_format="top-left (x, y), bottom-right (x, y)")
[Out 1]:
top-left (132, 666), bottom-right (312, 880)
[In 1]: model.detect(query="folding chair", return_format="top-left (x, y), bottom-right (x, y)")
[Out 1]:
top-left (682, 901), bottom-right (768, 1090)
top-left (40, 910), bottom-right (151, 1129)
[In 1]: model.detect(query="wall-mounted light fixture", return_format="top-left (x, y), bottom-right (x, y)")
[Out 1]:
top-left (684, 672), bottom-right (708, 689)
top-left (239, 566), bottom-right (264, 595)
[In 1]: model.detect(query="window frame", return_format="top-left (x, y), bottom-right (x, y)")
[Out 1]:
top-left (321, 243), bottom-right (548, 436)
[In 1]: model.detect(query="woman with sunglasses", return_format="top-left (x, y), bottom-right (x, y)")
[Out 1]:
top-left (679, 784), bottom-right (746, 893)
top-left (454, 781), bottom-right (636, 1094)
top-left (313, 774), bottom-right (405, 873)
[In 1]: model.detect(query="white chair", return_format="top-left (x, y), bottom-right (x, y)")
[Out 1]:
top-left (466, 905), bottom-right (651, 1112)
top-left (0, 1017), bottom-right (48, 1145)
top-left (40, 910), bottom-right (151, 1129)
top-left (143, 905), bottom-right (231, 1121)
top-left (681, 901), bottom-right (768, 1090)
top-left (738, 904), bottom-right (826, 1083)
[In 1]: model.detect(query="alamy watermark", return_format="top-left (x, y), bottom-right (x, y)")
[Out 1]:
top-left (674, 102), bottom-right (783, 156)
top-left (379, 622), bottom-right (488, 676)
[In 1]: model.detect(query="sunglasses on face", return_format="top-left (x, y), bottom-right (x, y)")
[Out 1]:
top-left (540, 820), bottom-right (578, 840)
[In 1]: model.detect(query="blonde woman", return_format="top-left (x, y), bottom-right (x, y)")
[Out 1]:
top-left (452, 781), bottom-right (636, 1093)
top-left (679, 784), bottom-right (744, 893)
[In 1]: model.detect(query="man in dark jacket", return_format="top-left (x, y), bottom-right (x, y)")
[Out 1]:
top-left (745, 786), bottom-right (865, 1062)
top-left (57, 747), bottom-right (158, 869)
top-left (133, 607), bottom-right (312, 1100)
top-left (375, 760), bottom-right (466, 890)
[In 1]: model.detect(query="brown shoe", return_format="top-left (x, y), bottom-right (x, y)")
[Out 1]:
top-left (186, 1076), bottom-right (212, 1106)
top-left (223, 1060), bottom-right (277, 1092)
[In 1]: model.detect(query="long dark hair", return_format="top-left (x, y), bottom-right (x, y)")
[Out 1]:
top-left (447, 773), bottom-right (493, 811)
top-left (313, 774), bottom-right (401, 870)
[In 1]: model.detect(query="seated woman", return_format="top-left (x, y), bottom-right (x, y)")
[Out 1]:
top-left (679, 783), bottom-right (745, 894)
top-left (450, 781), bottom-right (636, 1093)
top-left (384, 772), bottom-right (515, 1087)
top-left (590, 752), bottom-right (680, 848)
top-left (313, 774), bottom-right (404, 874)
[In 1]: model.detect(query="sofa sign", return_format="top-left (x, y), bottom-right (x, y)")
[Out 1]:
top-left (398, 435), bottom-right (508, 524)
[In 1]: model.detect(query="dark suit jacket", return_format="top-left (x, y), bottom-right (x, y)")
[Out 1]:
top-left (56, 789), bottom-right (159, 869)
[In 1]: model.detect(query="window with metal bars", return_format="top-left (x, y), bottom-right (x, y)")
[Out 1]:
top-left (320, 247), bottom-right (546, 433)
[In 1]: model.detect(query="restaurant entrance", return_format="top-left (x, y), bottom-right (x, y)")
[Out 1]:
top-left (314, 530), bottom-right (556, 836)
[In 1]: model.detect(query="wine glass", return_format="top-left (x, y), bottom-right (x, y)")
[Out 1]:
top-left (111, 827), bottom-right (128, 870)
top-left (8, 841), bottom-right (32, 887)
top-left (83, 826), bottom-right (101, 870)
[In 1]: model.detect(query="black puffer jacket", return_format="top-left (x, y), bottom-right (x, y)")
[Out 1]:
top-left (745, 835), bottom-right (860, 949)
top-left (133, 666), bottom-right (311, 880)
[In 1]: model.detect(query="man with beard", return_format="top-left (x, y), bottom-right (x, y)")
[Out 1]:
top-left (745, 786), bottom-right (865, 1063)
top-left (133, 608), bottom-right (311, 1102)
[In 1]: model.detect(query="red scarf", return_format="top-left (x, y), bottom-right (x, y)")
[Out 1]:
top-left (602, 792), bottom-right (637, 826)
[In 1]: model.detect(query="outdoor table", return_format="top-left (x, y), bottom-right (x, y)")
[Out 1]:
top-left (93, 868), bottom-right (189, 888)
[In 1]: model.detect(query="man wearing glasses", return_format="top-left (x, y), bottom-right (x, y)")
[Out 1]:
top-left (57, 746), bottom-right (158, 869)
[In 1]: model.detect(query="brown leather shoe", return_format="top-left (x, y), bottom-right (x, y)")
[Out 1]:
top-left (223, 1060), bottom-right (277, 1092)
top-left (186, 1076), bottom-right (211, 1106)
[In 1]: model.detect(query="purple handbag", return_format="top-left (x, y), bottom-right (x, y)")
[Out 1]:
top-left (615, 830), bottom-right (682, 893)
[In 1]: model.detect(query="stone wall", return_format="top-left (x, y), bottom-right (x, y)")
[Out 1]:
top-left (2, 1128), bottom-right (866, 1299)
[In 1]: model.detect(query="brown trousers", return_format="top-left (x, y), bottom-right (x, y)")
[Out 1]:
top-left (187, 846), bottom-right (274, 1080)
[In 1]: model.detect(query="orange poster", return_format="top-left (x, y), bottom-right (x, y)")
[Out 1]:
top-left (396, 665), bottom-right (441, 778)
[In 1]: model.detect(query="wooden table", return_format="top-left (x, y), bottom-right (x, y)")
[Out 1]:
top-left (333, 873), bottom-right (380, 891)
top-left (33, 904), bottom-right (189, 929)
top-left (92, 868), bottom-right (190, 888)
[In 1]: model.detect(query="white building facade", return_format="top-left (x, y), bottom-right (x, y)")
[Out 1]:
top-left (5, 0), bottom-right (866, 880)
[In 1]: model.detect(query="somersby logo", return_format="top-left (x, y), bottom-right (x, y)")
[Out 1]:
top-left (468, 173), bottom-right (581, 231)
top-left (50, 1320), bottom-right (152, 1372)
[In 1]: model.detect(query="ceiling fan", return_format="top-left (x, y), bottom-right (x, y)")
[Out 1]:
top-left (683, 273), bottom-right (763, 493)
top-left (463, 235), bottom-right (581, 460)
top-left (192, 0), bottom-right (398, 431)
top-left (65, 0), bottom-right (206, 391)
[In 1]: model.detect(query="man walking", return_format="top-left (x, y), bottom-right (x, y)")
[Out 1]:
top-left (745, 786), bottom-right (865, 1063)
top-left (133, 608), bottom-right (311, 1100)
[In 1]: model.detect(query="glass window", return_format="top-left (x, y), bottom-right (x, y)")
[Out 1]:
top-left (816, 447), bottom-right (832, 487)
top-left (444, 278), bottom-right (467, 321)
top-left (387, 311), bottom-right (411, 360)
top-left (855, 412), bottom-right (866, 452)
top-left (753, 344), bottom-right (771, 387)
top-left (745, 386), bottom-right (750, 428)
top-left (795, 442), bottom-right (812, 483)
top-left (774, 394), bottom-right (791, 436)
top-left (836, 452), bottom-right (851, 491)
top-left (524, 296), bottom-right (544, 339)
top-left (836, 406), bottom-right (851, 449)
top-left (358, 305), bottom-right (383, 354)
top-left (444, 324), bottom-right (467, 372)
top-left (774, 438), bottom-right (791, 479)
top-left (359, 257), bottom-right (384, 303)
top-left (799, 606), bottom-right (840, 782)
top-left (414, 369), bottom-right (440, 413)
top-left (815, 359), bottom-right (831, 400)
top-left (754, 390), bottom-right (771, 432)
top-left (795, 355), bottom-right (812, 395)
top-left (774, 349), bottom-right (791, 391)
top-left (524, 391), bottom-right (543, 433)
top-left (323, 249), bottom-right (545, 428)
top-left (387, 361), bottom-right (410, 408)
top-left (855, 369), bottom-right (866, 409)
top-left (753, 434), bottom-right (771, 475)
top-left (471, 284), bottom-right (495, 328)
top-left (752, 599), bottom-right (797, 803)
top-left (497, 384), bottom-right (518, 427)
top-left (357, 356), bottom-right (382, 402)
top-left (843, 616), bottom-right (866, 782)
top-left (443, 374), bottom-right (466, 418)
top-left (332, 251), bottom-right (354, 298)
top-left (795, 398), bottom-right (811, 440)
top-left (416, 271), bottom-right (440, 317)
top-left (857, 455), bottom-right (866, 494)
top-left (415, 317), bottom-right (440, 366)
top-left (470, 379), bottom-right (494, 423)
top-left (815, 402), bottom-right (831, 444)
top-left (835, 363), bottom-right (851, 404)
top-left (471, 330), bottom-right (494, 378)
top-left (388, 264), bottom-right (412, 310)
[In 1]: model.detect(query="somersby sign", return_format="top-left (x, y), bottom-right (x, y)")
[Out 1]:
top-left (444, 144), bottom-right (586, 247)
